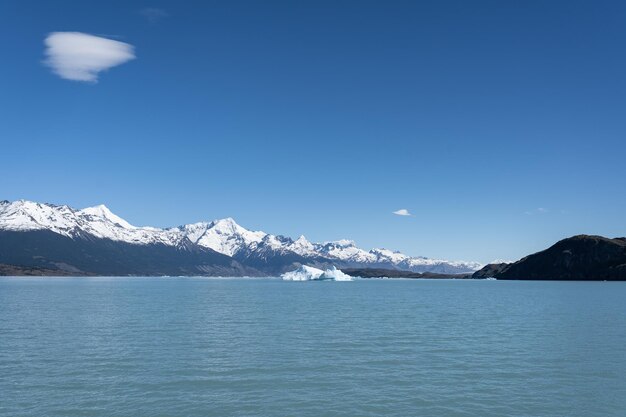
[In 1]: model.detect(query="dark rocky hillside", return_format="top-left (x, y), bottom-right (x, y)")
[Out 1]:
top-left (473, 235), bottom-right (626, 280)
top-left (342, 268), bottom-right (471, 279)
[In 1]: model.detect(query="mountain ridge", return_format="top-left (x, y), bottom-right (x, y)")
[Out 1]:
top-left (0, 199), bottom-right (481, 276)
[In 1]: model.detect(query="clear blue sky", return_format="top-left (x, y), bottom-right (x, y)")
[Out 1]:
top-left (1, 0), bottom-right (625, 263)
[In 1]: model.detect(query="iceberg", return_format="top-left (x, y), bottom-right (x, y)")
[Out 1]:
top-left (281, 265), bottom-right (353, 281)
top-left (320, 266), bottom-right (353, 281)
top-left (281, 265), bottom-right (324, 281)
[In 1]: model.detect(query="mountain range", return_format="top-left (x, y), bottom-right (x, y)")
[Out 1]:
top-left (0, 200), bottom-right (482, 276)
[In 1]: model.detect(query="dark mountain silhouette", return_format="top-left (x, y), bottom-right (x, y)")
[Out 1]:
top-left (473, 235), bottom-right (626, 280)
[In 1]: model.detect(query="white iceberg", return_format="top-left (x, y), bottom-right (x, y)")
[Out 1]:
top-left (281, 265), bottom-right (353, 281)
top-left (281, 265), bottom-right (324, 281)
top-left (320, 266), bottom-right (353, 281)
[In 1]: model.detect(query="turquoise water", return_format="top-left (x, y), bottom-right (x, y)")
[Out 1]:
top-left (1, 278), bottom-right (625, 417)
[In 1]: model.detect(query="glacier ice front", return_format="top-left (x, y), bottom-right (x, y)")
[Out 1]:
top-left (281, 265), bottom-right (353, 281)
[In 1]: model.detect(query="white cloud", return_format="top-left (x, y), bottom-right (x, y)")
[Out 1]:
top-left (140, 8), bottom-right (168, 23)
top-left (44, 32), bottom-right (135, 82)
top-left (524, 207), bottom-right (549, 215)
top-left (393, 209), bottom-right (411, 216)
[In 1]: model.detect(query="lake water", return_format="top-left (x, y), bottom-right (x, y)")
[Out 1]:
top-left (1, 278), bottom-right (625, 417)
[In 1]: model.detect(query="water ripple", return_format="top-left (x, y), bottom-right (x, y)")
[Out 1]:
top-left (1, 278), bottom-right (625, 416)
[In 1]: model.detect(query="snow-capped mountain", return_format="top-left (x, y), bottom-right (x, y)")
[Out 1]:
top-left (0, 200), bottom-right (182, 246)
top-left (0, 200), bottom-right (482, 275)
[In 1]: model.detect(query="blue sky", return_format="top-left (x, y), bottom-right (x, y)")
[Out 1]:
top-left (1, 0), bottom-right (625, 263)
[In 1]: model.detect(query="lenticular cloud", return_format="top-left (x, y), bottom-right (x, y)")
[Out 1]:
top-left (44, 32), bottom-right (135, 82)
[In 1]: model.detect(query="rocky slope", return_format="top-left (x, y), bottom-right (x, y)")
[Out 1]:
top-left (473, 235), bottom-right (626, 280)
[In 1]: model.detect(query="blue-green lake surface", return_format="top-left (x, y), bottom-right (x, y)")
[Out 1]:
top-left (1, 277), bottom-right (625, 416)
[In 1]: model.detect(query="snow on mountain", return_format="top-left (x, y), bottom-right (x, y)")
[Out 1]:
top-left (0, 200), bottom-right (182, 246)
top-left (315, 240), bottom-right (377, 263)
top-left (308, 241), bottom-right (481, 272)
top-left (287, 235), bottom-right (317, 256)
top-left (0, 200), bottom-right (482, 273)
top-left (0, 200), bottom-right (78, 235)
top-left (364, 247), bottom-right (482, 272)
top-left (76, 205), bottom-right (183, 246)
top-left (369, 248), bottom-right (409, 263)
top-left (179, 218), bottom-right (266, 257)
top-left (78, 204), bottom-right (135, 229)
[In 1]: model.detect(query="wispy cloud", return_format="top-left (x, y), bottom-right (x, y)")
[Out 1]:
top-left (44, 32), bottom-right (135, 82)
top-left (140, 7), bottom-right (168, 23)
top-left (393, 209), bottom-right (411, 216)
top-left (524, 207), bottom-right (549, 215)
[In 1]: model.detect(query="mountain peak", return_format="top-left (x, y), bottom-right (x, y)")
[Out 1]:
top-left (186, 217), bottom-right (266, 257)
top-left (79, 204), bottom-right (135, 229)
top-left (286, 234), bottom-right (316, 255)
top-left (294, 235), bottom-right (310, 244)
top-left (330, 239), bottom-right (356, 247)
top-left (93, 203), bottom-right (110, 211)
top-left (217, 216), bottom-right (237, 223)
top-left (209, 218), bottom-right (251, 238)
top-left (80, 204), bottom-right (111, 216)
